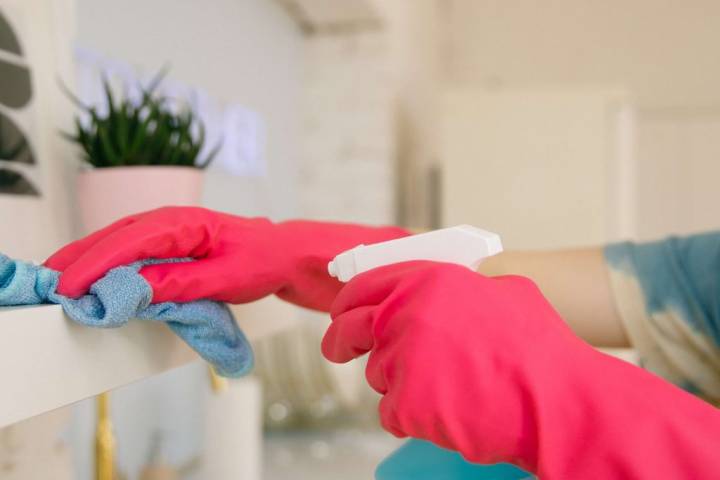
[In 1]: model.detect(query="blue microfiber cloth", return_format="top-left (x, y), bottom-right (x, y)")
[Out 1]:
top-left (0, 253), bottom-right (253, 377)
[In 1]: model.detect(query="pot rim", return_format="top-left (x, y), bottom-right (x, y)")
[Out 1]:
top-left (77, 165), bottom-right (204, 175)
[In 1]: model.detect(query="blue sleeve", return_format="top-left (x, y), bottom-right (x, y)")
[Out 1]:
top-left (606, 232), bottom-right (720, 348)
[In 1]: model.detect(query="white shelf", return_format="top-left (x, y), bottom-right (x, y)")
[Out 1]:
top-left (0, 297), bottom-right (298, 428)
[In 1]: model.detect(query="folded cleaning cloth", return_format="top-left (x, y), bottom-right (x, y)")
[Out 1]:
top-left (0, 254), bottom-right (253, 377)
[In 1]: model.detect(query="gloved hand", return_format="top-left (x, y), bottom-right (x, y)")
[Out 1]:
top-left (45, 206), bottom-right (409, 311)
top-left (323, 261), bottom-right (720, 478)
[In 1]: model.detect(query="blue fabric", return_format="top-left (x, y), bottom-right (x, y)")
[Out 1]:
top-left (376, 439), bottom-right (533, 480)
top-left (0, 254), bottom-right (253, 377)
top-left (605, 231), bottom-right (720, 349)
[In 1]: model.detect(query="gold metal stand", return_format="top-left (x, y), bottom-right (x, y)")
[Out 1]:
top-left (208, 366), bottom-right (228, 393)
top-left (95, 392), bottom-right (115, 480)
top-left (92, 368), bottom-right (223, 480)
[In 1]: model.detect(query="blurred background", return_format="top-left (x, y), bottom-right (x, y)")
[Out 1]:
top-left (2, 0), bottom-right (720, 478)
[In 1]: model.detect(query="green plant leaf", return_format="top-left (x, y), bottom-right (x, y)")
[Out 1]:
top-left (56, 76), bottom-right (93, 112)
top-left (197, 139), bottom-right (222, 169)
top-left (60, 66), bottom-right (213, 169)
top-left (144, 64), bottom-right (170, 96)
top-left (98, 126), bottom-right (119, 166)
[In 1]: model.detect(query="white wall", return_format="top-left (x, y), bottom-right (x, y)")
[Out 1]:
top-left (444, 0), bottom-right (720, 110)
top-left (300, 31), bottom-right (395, 225)
top-left (366, 0), bottom-right (440, 227)
top-left (636, 110), bottom-right (720, 240)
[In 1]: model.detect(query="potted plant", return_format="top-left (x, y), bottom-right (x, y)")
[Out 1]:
top-left (63, 73), bottom-right (219, 234)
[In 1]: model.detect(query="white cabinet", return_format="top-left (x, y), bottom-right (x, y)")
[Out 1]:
top-left (440, 88), bottom-right (635, 249)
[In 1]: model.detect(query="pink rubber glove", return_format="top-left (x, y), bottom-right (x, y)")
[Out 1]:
top-left (322, 261), bottom-right (720, 478)
top-left (44, 206), bottom-right (409, 311)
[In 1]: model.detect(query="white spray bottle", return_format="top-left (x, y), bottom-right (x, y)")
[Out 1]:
top-left (328, 225), bottom-right (503, 282)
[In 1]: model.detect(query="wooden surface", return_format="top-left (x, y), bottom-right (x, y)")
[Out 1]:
top-left (0, 297), bottom-right (298, 428)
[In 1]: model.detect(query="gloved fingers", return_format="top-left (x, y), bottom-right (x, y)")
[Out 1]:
top-left (330, 261), bottom-right (433, 317)
top-left (365, 348), bottom-right (389, 394)
top-left (139, 255), bottom-right (280, 304)
top-left (378, 393), bottom-right (406, 438)
top-left (322, 305), bottom-right (376, 363)
top-left (56, 219), bottom-right (214, 298)
top-left (140, 258), bottom-right (230, 303)
top-left (44, 213), bottom-right (144, 271)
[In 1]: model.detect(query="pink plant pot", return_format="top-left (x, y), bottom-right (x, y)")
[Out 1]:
top-left (76, 166), bottom-right (204, 235)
